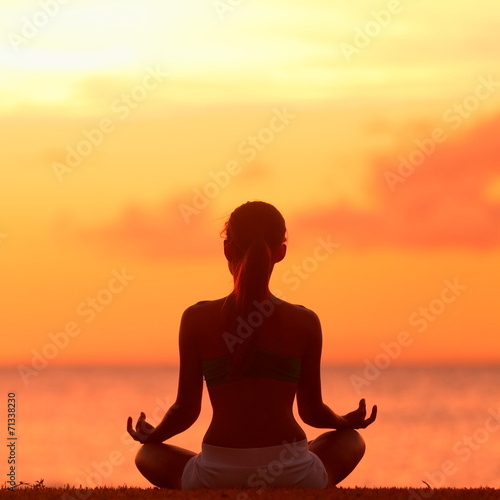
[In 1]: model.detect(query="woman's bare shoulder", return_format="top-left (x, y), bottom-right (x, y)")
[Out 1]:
top-left (181, 297), bottom-right (227, 321)
top-left (273, 297), bottom-right (321, 326)
top-left (182, 296), bottom-right (321, 329)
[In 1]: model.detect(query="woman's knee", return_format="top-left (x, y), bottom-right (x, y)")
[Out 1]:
top-left (309, 429), bottom-right (367, 487)
top-left (344, 429), bottom-right (366, 458)
top-left (135, 443), bottom-right (161, 469)
top-left (311, 429), bottom-right (366, 460)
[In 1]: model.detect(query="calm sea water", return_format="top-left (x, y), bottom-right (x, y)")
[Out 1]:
top-left (2, 365), bottom-right (499, 489)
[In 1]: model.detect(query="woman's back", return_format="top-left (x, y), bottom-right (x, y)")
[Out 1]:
top-left (186, 296), bottom-right (318, 447)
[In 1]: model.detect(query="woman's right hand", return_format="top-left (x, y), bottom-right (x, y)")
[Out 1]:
top-left (127, 412), bottom-right (157, 443)
top-left (339, 399), bottom-right (377, 429)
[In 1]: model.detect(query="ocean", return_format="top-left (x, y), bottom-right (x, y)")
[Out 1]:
top-left (2, 365), bottom-right (499, 489)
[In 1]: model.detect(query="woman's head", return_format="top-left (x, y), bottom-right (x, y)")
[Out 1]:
top-left (222, 201), bottom-right (286, 313)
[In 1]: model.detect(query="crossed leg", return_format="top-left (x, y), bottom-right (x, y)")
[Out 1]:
top-left (308, 429), bottom-right (366, 487)
top-left (135, 443), bottom-right (197, 489)
top-left (136, 431), bottom-right (365, 489)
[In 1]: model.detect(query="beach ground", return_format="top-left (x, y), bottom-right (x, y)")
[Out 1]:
top-left (1, 487), bottom-right (499, 500)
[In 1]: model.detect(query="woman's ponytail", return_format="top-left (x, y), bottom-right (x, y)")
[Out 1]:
top-left (232, 237), bottom-right (271, 316)
top-left (222, 201), bottom-right (287, 380)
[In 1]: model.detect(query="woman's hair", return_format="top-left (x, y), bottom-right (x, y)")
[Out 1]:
top-left (222, 201), bottom-right (287, 377)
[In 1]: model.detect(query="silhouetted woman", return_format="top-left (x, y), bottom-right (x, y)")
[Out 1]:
top-left (127, 201), bottom-right (377, 489)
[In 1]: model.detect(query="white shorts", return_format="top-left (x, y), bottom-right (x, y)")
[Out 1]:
top-left (181, 439), bottom-right (328, 490)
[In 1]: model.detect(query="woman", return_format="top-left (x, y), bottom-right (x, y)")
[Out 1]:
top-left (127, 201), bottom-right (377, 489)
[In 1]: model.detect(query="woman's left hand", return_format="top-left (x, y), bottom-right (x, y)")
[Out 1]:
top-left (127, 412), bottom-right (156, 444)
top-left (340, 399), bottom-right (377, 429)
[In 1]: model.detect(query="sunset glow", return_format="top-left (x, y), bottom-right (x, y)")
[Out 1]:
top-left (1, 0), bottom-right (500, 371)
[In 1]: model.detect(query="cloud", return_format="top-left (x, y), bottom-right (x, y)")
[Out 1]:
top-left (62, 114), bottom-right (500, 258)
top-left (293, 114), bottom-right (500, 248)
top-left (69, 197), bottom-right (227, 260)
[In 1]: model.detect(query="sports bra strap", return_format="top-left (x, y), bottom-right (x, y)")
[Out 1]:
top-left (202, 349), bottom-right (301, 387)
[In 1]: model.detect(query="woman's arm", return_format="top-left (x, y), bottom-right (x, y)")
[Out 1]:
top-left (127, 306), bottom-right (204, 443)
top-left (296, 310), bottom-right (376, 430)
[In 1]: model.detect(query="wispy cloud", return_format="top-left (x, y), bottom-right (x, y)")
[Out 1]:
top-left (65, 198), bottom-right (226, 260)
top-left (62, 114), bottom-right (500, 257)
top-left (293, 114), bottom-right (500, 248)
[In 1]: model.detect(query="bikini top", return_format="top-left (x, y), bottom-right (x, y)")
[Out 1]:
top-left (202, 348), bottom-right (301, 387)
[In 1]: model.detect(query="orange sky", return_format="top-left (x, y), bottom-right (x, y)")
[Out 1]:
top-left (1, 0), bottom-right (500, 370)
